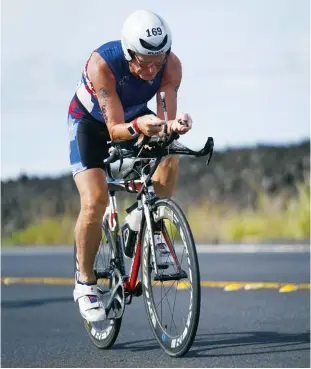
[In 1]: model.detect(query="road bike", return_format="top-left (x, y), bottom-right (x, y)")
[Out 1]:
top-left (74, 94), bottom-right (214, 357)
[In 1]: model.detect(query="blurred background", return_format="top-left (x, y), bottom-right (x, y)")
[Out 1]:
top-left (1, 0), bottom-right (310, 244)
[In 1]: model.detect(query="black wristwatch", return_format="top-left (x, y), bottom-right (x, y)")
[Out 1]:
top-left (127, 123), bottom-right (139, 137)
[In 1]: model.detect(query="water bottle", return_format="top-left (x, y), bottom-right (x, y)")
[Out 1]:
top-left (121, 208), bottom-right (142, 258)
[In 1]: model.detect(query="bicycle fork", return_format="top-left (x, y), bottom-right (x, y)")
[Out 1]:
top-left (141, 193), bottom-right (160, 277)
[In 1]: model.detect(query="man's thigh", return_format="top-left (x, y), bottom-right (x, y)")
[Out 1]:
top-left (68, 114), bottom-right (110, 177)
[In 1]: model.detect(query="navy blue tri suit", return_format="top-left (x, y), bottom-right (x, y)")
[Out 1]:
top-left (67, 40), bottom-right (165, 176)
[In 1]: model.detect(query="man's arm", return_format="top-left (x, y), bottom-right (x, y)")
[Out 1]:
top-left (156, 52), bottom-right (182, 122)
top-left (156, 53), bottom-right (192, 135)
top-left (87, 52), bottom-right (137, 140)
top-left (87, 52), bottom-right (165, 140)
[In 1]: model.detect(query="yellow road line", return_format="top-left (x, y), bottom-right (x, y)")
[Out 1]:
top-left (244, 283), bottom-right (265, 290)
top-left (279, 284), bottom-right (298, 293)
top-left (1, 277), bottom-right (310, 292)
top-left (224, 283), bottom-right (244, 291)
top-left (2, 277), bottom-right (74, 285)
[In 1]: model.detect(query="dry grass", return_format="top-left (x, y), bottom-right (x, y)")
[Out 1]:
top-left (3, 183), bottom-right (310, 245)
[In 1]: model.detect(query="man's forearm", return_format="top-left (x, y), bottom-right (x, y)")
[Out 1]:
top-left (109, 120), bottom-right (139, 140)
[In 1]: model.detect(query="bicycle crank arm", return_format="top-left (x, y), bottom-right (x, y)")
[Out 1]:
top-left (154, 270), bottom-right (188, 282)
top-left (105, 281), bottom-right (123, 312)
top-left (104, 269), bottom-right (125, 319)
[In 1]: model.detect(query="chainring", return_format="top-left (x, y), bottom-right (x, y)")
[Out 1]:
top-left (105, 268), bottom-right (125, 320)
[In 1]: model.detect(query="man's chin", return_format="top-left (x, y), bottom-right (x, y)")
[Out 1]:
top-left (139, 74), bottom-right (156, 81)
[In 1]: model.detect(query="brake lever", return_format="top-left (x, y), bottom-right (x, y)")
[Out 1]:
top-left (195, 137), bottom-right (214, 165)
top-left (206, 149), bottom-right (213, 165)
top-left (118, 157), bottom-right (123, 172)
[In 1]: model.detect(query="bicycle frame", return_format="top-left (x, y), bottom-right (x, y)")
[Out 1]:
top-left (104, 174), bottom-right (146, 295)
top-left (104, 167), bottom-right (180, 296)
top-left (102, 134), bottom-right (214, 297)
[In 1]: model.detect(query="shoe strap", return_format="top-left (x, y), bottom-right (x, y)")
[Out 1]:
top-left (74, 283), bottom-right (99, 302)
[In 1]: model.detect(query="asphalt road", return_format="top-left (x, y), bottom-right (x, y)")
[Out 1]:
top-left (1, 246), bottom-right (310, 367)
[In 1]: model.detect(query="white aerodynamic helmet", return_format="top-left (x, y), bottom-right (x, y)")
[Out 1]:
top-left (121, 10), bottom-right (172, 61)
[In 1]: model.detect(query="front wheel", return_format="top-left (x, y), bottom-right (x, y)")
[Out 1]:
top-left (141, 198), bottom-right (201, 357)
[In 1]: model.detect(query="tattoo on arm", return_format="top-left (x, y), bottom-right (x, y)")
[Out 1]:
top-left (99, 88), bottom-right (108, 97)
top-left (99, 88), bottom-right (109, 121)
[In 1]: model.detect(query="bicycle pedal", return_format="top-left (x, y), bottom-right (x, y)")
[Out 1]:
top-left (133, 281), bottom-right (143, 297)
top-left (125, 294), bottom-right (133, 305)
top-left (154, 270), bottom-right (188, 281)
top-left (157, 265), bottom-right (169, 270)
top-left (152, 262), bottom-right (169, 270)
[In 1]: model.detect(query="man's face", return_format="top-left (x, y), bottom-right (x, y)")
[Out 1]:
top-left (130, 53), bottom-right (167, 80)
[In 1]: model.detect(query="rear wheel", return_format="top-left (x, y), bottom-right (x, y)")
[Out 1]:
top-left (74, 218), bottom-right (122, 349)
top-left (141, 198), bottom-right (201, 357)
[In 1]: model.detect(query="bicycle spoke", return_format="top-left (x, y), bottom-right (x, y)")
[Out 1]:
top-left (170, 282), bottom-right (179, 334)
top-left (154, 281), bottom-right (179, 333)
top-left (162, 284), bottom-right (178, 333)
top-left (161, 283), bottom-right (163, 324)
top-left (163, 223), bottom-right (179, 273)
top-left (155, 281), bottom-right (177, 309)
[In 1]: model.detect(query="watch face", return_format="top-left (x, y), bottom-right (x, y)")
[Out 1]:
top-left (128, 125), bottom-right (136, 136)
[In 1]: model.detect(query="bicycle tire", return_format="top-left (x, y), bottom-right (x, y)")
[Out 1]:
top-left (74, 217), bottom-right (122, 349)
top-left (141, 198), bottom-right (201, 357)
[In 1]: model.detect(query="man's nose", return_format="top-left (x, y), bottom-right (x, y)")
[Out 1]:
top-left (148, 64), bottom-right (157, 72)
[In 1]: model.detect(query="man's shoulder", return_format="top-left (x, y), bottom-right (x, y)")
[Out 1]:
top-left (161, 52), bottom-right (182, 82)
top-left (168, 51), bottom-right (181, 64)
top-left (166, 52), bottom-right (182, 72)
top-left (94, 40), bottom-right (124, 77)
top-left (96, 40), bottom-right (122, 54)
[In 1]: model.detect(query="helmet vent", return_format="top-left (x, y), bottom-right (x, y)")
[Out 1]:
top-left (139, 35), bottom-right (168, 51)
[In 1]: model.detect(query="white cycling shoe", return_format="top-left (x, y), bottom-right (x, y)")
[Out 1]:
top-left (154, 235), bottom-right (174, 269)
top-left (73, 274), bottom-right (106, 322)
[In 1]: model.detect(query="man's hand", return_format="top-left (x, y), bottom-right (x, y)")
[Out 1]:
top-left (169, 113), bottom-right (193, 135)
top-left (136, 114), bottom-right (165, 137)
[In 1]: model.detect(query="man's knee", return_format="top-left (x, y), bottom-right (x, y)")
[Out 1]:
top-left (160, 155), bottom-right (179, 170)
top-left (154, 156), bottom-right (179, 180)
top-left (80, 193), bottom-right (108, 223)
top-left (153, 156), bottom-right (180, 198)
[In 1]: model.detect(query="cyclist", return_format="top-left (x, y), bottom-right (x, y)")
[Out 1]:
top-left (68, 9), bottom-right (193, 322)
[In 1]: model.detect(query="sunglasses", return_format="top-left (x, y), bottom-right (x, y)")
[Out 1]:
top-left (133, 54), bottom-right (167, 69)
